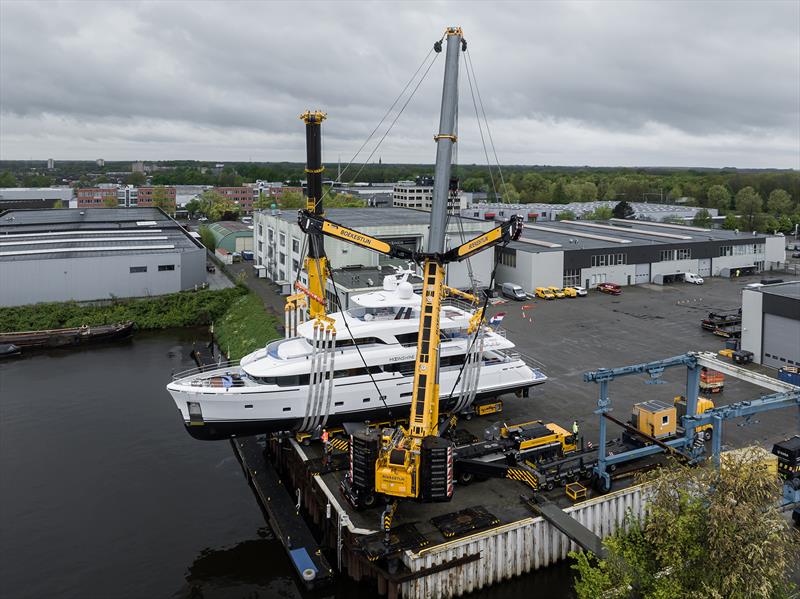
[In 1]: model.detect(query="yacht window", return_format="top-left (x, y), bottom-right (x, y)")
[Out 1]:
top-left (395, 332), bottom-right (418, 345)
top-left (385, 361), bottom-right (415, 375)
top-left (336, 337), bottom-right (384, 347)
top-left (333, 365), bottom-right (383, 378)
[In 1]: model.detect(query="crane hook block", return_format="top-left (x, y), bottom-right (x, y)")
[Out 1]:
top-left (434, 40), bottom-right (442, 53)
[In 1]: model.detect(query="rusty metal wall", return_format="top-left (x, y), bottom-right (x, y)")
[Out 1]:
top-left (399, 484), bottom-right (647, 598)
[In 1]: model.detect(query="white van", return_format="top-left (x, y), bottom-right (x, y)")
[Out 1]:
top-left (684, 273), bottom-right (704, 285)
top-left (501, 282), bottom-right (527, 300)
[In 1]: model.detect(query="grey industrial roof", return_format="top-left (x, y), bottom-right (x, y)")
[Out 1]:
top-left (0, 208), bottom-right (202, 262)
top-left (759, 281), bottom-right (800, 300)
top-left (509, 219), bottom-right (773, 254)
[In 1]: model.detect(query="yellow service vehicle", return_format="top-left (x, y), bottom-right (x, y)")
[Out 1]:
top-left (535, 287), bottom-right (556, 300)
top-left (547, 286), bottom-right (566, 299)
top-left (561, 287), bottom-right (578, 298)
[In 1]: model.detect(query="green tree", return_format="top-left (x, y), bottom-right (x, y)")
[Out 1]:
top-left (572, 453), bottom-right (798, 599)
top-left (102, 195), bottom-right (118, 208)
top-left (0, 171), bottom-right (18, 187)
top-left (722, 213), bottom-right (740, 230)
top-left (691, 208), bottom-right (712, 227)
top-left (198, 225), bottom-right (216, 251)
top-left (461, 177), bottom-right (486, 192)
top-left (127, 171), bottom-right (146, 186)
top-left (767, 189), bottom-right (793, 216)
top-left (185, 198), bottom-right (202, 218)
top-left (735, 186), bottom-right (763, 230)
top-left (556, 209), bottom-right (577, 221)
top-left (277, 190), bottom-right (305, 210)
top-left (501, 183), bottom-right (521, 203)
top-left (53, 200), bottom-right (64, 209)
top-left (777, 215), bottom-right (794, 233)
top-left (551, 181), bottom-right (567, 204)
top-left (613, 200), bottom-right (635, 219)
top-left (22, 174), bottom-right (53, 187)
top-left (707, 185), bottom-right (731, 212)
top-left (200, 190), bottom-right (239, 221)
top-left (760, 214), bottom-right (780, 233)
top-left (584, 206), bottom-right (613, 220)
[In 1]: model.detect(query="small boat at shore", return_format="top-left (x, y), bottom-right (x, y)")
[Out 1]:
top-left (0, 321), bottom-right (134, 350)
top-left (0, 343), bottom-right (21, 359)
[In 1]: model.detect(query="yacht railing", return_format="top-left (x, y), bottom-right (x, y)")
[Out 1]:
top-left (497, 349), bottom-right (548, 374)
top-left (171, 359), bottom-right (240, 381)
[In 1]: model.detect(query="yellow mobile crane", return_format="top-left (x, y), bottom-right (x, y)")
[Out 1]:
top-left (297, 27), bottom-right (522, 502)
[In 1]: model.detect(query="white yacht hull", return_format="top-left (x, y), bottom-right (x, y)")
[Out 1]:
top-left (168, 360), bottom-right (546, 440)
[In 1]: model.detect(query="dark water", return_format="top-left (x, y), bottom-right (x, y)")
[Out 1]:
top-left (0, 330), bottom-right (575, 599)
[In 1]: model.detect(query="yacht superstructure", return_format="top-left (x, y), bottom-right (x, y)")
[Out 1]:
top-left (167, 273), bottom-right (546, 440)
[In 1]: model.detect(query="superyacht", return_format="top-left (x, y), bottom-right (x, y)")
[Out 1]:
top-left (167, 270), bottom-right (546, 440)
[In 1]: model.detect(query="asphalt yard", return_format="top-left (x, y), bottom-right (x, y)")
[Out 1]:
top-left (488, 273), bottom-right (798, 453)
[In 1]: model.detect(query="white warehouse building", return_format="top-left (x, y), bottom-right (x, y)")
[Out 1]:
top-left (493, 218), bottom-right (786, 291)
top-left (252, 208), bottom-right (495, 292)
top-left (0, 208), bottom-right (207, 307)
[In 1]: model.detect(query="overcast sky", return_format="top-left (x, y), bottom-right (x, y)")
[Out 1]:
top-left (1, 1), bottom-right (798, 168)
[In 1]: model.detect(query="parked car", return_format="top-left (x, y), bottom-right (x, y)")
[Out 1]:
top-left (206, 264), bottom-right (216, 273)
top-left (745, 283), bottom-right (764, 290)
top-left (792, 252), bottom-right (800, 259)
top-left (501, 282), bottom-right (527, 301)
top-left (570, 286), bottom-right (588, 297)
top-left (198, 216), bottom-right (208, 222)
top-left (535, 287), bottom-right (556, 300)
top-left (597, 282), bottom-right (622, 295)
top-left (561, 287), bottom-right (578, 298)
top-left (547, 286), bottom-right (566, 299)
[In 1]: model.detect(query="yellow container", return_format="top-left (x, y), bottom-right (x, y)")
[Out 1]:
top-left (632, 400), bottom-right (677, 439)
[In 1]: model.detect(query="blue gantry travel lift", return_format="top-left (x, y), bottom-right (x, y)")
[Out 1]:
top-left (584, 351), bottom-right (800, 502)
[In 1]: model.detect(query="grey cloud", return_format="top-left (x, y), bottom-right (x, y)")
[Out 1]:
top-left (1, 0), bottom-right (798, 167)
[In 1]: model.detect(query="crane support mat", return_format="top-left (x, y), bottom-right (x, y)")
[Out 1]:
top-left (522, 495), bottom-right (606, 558)
top-left (231, 435), bottom-right (334, 589)
top-left (430, 505), bottom-right (500, 538)
top-left (356, 524), bottom-right (429, 561)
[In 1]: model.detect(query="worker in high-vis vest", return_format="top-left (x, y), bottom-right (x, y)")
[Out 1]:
top-left (572, 420), bottom-right (580, 448)
top-left (321, 429), bottom-right (331, 466)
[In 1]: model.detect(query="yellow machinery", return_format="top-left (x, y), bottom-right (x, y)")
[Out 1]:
top-left (674, 395), bottom-right (714, 440)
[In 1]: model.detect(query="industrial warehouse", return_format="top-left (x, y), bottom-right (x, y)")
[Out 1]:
top-left (497, 218), bottom-right (786, 290)
top-left (254, 206), bottom-right (786, 293)
top-left (0, 208), bottom-right (207, 306)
